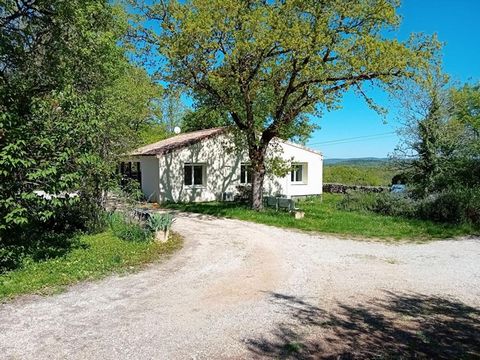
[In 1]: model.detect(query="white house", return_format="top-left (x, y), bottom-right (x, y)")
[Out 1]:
top-left (122, 127), bottom-right (323, 203)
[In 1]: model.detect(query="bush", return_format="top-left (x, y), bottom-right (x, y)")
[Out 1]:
top-left (337, 192), bottom-right (379, 212)
top-left (0, 245), bottom-right (24, 274)
top-left (417, 188), bottom-right (480, 225)
top-left (371, 193), bottom-right (417, 218)
top-left (0, 200), bottom-right (92, 274)
top-left (339, 192), bottom-right (416, 218)
top-left (339, 187), bottom-right (480, 227)
top-left (107, 212), bottom-right (152, 242)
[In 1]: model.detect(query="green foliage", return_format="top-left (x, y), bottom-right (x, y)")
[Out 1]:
top-left (324, 165), bottom-right (396, 186)
top-left (392, 80), bottom-right (480, 227)
top-left (164, 194), bottom-right (476, 241)
top-left (393, 81), bottom-right (480, 196)
top-left (107, 212), bottom-right (152, 242)
top-left (147, 213), bottom-right (175, 232)
top-left (0, 1), bottom-right (160, 234)
top-left (130, 0), bottom-right (439, 209)
top-left (181, 106), bottom-right (230, 132)
top-left (138, 123), bottom-right (169, 145)
top-left (417, 188), bottom-right (480, 225)
top-left (339, 192), bottom-right (416, 218)
top-left (372, 194), bottom-right (417, 218)
top-left (0, 231), bottom-right (183, 300)
top-left (339, 189), bottom-right (480, 227)
top-left (448, 83), bottom-right (480, 188)
top-left (0, 202), bottom-right (110, 274)
top-left (119, 179), bottom-right (146, 203)
top-left (337, 192), bottom-right (380, 212)
top-left (451, 84), bottom-right (480, 137)
top-left (108, 65), bottom-right (166, 146)
top-left (410, 93), bottom-right (446, 196)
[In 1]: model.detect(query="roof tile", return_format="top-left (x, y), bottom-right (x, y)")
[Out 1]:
top-left (130, 127), bottom-right (226, 156)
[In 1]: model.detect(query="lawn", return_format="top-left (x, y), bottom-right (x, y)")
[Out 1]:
top-left (0, 231), bottom-right (182, 301)
top-left (164, 194), bottom-right (476, 241)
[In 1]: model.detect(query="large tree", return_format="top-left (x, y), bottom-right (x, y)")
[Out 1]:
top-left (131, 0), bottom-right (439, 209)
top-left (0, 0), bottom-right (158, 232)
top-left (181, 105), bottom-right (230, 133)
top-left (447, 83), bottom-right (480, 188)
top-left (392, 78), bottom-right (480, 196)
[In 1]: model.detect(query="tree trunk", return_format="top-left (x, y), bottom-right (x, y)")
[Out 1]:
top-left (250, 147), bottom-right (267, 211)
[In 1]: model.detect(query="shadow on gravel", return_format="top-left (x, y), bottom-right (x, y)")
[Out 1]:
top-left (246, 291), bottom-right (480, 359)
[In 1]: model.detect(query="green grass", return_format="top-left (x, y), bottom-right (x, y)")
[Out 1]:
top-left (164, 194), bottom-right (476, 241)
top-left (324, 165), bottom-right (396, 186)
top-left (0, 231), bottom-right (182, 301)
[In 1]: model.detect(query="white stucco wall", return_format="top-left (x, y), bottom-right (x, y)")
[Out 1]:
top-left (157, 134), bottom-right (243, 202)
top-left (136, 133), bottom-right (323, 203)
top-left (265, 140), bottom-right (323, 198)
top-left (130, 156), bottom-right (159, 202)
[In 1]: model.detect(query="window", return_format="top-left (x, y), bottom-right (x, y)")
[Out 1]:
top-left (119, 161), bottom-right (141, 183)
top-left (240, 163), bottom-right (252, 184)
top-left (290, 164), bottom-right (303, 183)
top-left (184, 164), bottom-right (205, 186)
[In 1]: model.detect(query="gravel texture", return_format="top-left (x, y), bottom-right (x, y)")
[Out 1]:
top-left (0, 213), bottom-right (479, 359)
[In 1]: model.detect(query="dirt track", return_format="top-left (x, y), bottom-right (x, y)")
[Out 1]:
top-left (1, 213), bottom-right (479, 359)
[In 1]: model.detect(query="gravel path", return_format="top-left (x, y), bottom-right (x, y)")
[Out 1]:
top-left (1, 213), bottom-right (479, 359)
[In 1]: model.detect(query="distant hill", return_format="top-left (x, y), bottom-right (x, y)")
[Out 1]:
top-left (323, 158), bottom-right (395, 186)
top-left (324, 157), bottom-right (390, 167)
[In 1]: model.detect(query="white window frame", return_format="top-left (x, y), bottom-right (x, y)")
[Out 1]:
top-left (184, 163), bottom-right (206, 187)
top-left (240, 163), bottom-right (252, 184)
top-left (290, 163), bottom-right (307, 184)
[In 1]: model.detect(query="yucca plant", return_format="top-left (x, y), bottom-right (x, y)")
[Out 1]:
top-left (147, 213), bottom-right (175, 242)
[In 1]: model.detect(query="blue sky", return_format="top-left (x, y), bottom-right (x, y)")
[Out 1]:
top-left (154, 1), bottom-right (480, 158)
top-left (308, 0), bottom-right (480, 159)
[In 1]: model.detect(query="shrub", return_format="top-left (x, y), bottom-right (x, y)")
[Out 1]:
top-left (121, 179), bottom-right (145, 202)
top-left (371, 193), bottom-right (417, 218)
top-left (339, 187), bottom-right (480, 227)
top-left (147, 213), bottom-right (175, 233)
top-left (417, 188), bottom-right (480, 226)
top-left (107, 212), bottom-right (152, 242)
top-left (338, 192), bottom-right (416, 218)
top-left (0, 202), bottom-right (90, 274)
top-left (0, 246), bottom-right (24, 274)
top-left (337, 192), bottom-right (379, 213)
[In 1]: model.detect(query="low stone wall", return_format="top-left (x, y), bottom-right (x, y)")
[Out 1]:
top-left (323, 183), bottom-right (389, 194)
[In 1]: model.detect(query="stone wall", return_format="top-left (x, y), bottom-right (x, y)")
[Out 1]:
top-left (323, 183), bottom-right (389, 194)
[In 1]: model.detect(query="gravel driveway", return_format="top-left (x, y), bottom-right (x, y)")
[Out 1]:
top-left (1, 213), bottom-right (479, 359)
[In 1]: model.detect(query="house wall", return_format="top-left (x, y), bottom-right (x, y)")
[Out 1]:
top-left (157, 134), bottom-right (244, 202)
top-left (131, 156), bottom-right (159, 202)
top-left (266, 140), bottom-right (323, 198)
top-left (137, 134), bottom-right (323, 203)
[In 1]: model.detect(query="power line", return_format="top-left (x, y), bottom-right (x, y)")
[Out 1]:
top-left (307, 131), bottom-right (396, 147)
top-left (310, 134), bottom-right (397, 148)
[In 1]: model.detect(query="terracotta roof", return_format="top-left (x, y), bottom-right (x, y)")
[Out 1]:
top-left (130, 127), bottom-right (226, 156)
